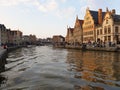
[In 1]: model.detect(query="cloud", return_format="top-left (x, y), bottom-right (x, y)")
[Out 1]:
top-left (0, 0), bottom-right (75, 18)
top-left (79, 0), bottom-right (108, 10)
top-left (36, 0), bottom-right (58, 12)
top-left (60, 0), bottom-right (67, 3)
top-left (0, 0), bottom-right (31, 6)
top-left (56, 7), bottom-right (76, 19)
top-left (0, 0), bottom-right (58, 13)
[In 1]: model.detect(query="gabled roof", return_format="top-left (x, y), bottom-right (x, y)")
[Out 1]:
top-left (78, 20), bottom-right (84, 26)
top-left (102, 12), bottom-right (106, 23)
top-left (90, 10), bottom-right (98, 24)
top-left (74, 15), bottom-right (84, 28)
top-left (69, 28), bottom-right (74, 34)
top-left (89, 10), bottom-right (105, 24)
top-left (0, 24), bottom-right (6, 28)
top-left (112, 14), bottom-right (120, 22)
top-left (67, 27), bottom-right (74, 35)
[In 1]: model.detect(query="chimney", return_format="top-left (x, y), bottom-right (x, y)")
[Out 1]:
top-left (98, 9), bottom-right (102, 25)
top-left (112, 9), bottom-right (116, 14)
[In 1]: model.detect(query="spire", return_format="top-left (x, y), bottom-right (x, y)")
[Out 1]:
top-left (76, 15), bottom-right (78, 19)
top-left (76, 15), bottom-right (78, 21)
top-left (106, 7), bottom-right (109, 12)
top-left (86, 7), bottom-right (89, 11)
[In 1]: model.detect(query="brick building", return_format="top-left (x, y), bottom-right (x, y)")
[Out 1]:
top-left (65, 16), bottom-right (84, 45)
top-left (73, 16), bottom-right (84, 45)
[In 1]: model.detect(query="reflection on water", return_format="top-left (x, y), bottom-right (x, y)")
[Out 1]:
top-left (67, 50), bottom-right (120, 90)
top-left (0, 75), bottom-right (7, 88)
top-left (0, 46), bottom-right (120, 90)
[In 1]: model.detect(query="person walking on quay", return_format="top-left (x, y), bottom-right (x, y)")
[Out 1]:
top-left (3, 44), bottom-right (7, 49)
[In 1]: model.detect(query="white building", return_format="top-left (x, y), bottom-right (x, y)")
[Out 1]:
top-left (96, 8), bottom-right (120, 44)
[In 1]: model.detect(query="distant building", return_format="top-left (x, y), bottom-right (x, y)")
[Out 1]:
top-left (22, 35), bottom-right (30, 45)
top-left (6, 29), bottom-right (14, 45)
top-left (12, 30), bottom-right (23, 45)
top-left (52, 35), bottom-right (65, 45)
top-left (0, 24), bottom-right (7, 45)
top-left (65, 27), bottom-right (74, 44)
top-left (22, 34), bottom-right (37, 45)
top-left (0, 24), bottom-right (23, 46)
top-left (29, 34), bottom-right (37, 44)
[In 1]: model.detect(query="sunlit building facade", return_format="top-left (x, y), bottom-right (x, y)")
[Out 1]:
top-left (73, 16), bottom-right (84, 44)
top-left (101, 9), bottom-right (120, 44)
top-left (65, 16), bottom-right (83, 45)
top-left (83, 8), bottom-right (105, 43)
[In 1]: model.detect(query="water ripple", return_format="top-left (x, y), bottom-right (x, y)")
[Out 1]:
top-left (0, 46), bottom-right (120, 90)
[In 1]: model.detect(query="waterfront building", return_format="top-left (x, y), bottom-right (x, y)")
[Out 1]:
top-left (0, 24), bottom-right (8, 45)
top-left (83, 8), bottom-right (105, 43)
top-left (0, 24), bottom-right (23, 46)
top-left (102, 9), bottom-right (120, 44)
top-left (22, 34), bottom-right (37, 45)
top-left (52, 35), bottom-right (65, 47)
top-left (65, 27), bottom-right (74, 44)
top-left (6, 29), bottom-right (14, 46)
top-left (29, 34), bottom-right (37, 44)
top-left (83, 7), bottom-right (120, 45)
top-left (22, 35), bottom-right (30, 45)
top-left (65, 16), bottom-right (84, 45)
top-left (52, 35), bottom-right (65, 44)
top-left (73, 16), bottom-right (84, 45)
top-left (0, 25), bottom-right (2, 45)
top-left (12, 30), bottom-right (22, 45)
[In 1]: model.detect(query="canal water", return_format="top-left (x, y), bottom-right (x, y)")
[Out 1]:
top-left (0, 46), bottom-right (120, 90)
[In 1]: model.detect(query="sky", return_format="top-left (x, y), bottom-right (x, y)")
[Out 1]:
top-left (0, 0), bottom-right (120, 38)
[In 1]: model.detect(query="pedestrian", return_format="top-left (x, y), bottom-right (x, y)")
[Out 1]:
top-left (3, 44), bottom-right (7, 49)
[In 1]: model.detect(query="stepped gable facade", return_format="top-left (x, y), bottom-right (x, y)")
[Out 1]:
top-left (73, 16), bottom-right (84, 45)
top-left (66, 7), bottom-right (120, 45)
top-left (65, 16), bottom-right (84, 45)
top-left (83, 8), bottom-right (105, 43)
top-left (65, 27), bottom-right (74, 44)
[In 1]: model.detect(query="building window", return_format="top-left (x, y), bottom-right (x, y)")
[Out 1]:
top-left (100, 29), bottom-right (102, 34)
top-left (108, 36), bottom-right (111, 41)
top-left (104, 27), bottom-right (107, 34)
top-left (108, 25), bottom-right (111, 34)
top-left (115, 26), bottom-right (119, 34)
top-left (104, 36), bottom-right (107, 41)
top-left (97, 30), bottom-right (99, 35)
